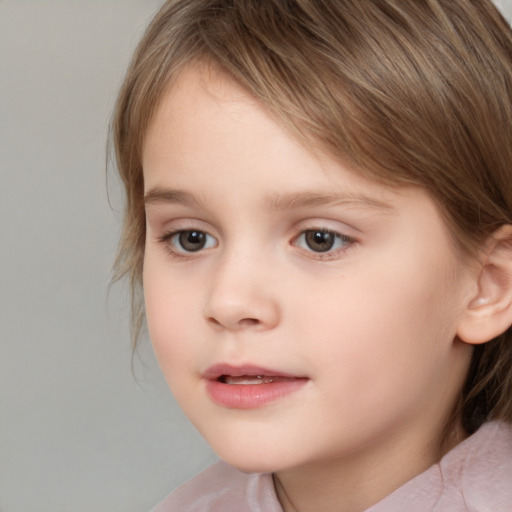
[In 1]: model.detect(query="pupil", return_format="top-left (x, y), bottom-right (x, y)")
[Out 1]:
top-left (179, 231), bottom-right (206, 251)
top-left (306, 230), bottom-right (334, 252)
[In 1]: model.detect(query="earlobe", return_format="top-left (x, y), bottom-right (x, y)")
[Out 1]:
top-left (457, 225), bottom-right (512, 345)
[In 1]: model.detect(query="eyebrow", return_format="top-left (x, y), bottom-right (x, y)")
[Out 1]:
top-left (144, 187), bottom-right (204, 208)
top-left (144, 187), bottom-right (394, 212)
top-left (263, 191), bottom-right (394, 212)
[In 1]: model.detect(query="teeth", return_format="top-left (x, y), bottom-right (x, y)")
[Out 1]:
top-left (222, 375), bottom-right (275, 385)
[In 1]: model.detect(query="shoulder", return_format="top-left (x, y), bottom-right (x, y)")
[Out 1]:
top-left (150, 460), bottom-right (282, 512)
top-left (455, 421), bottom-right (512, 511)
top-left (367, 421), bottom-right (512, 512)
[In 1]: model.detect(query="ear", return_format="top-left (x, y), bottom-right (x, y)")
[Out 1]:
top-left (457, 225), bottom-right (512, 345)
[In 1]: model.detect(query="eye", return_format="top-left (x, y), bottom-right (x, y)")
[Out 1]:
top-left (167, 230), bottom-right (217, 253)
top-left (294, 229), bottom-right (352, 253)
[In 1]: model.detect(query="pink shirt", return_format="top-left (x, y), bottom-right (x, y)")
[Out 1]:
top-left (152, 421), bottom-right (512, 511)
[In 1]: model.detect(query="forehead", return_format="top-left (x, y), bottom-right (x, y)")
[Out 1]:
top-left (143, 64), bottom-right (384, 197)
top-left (143, 63), bottom-right (272, 172)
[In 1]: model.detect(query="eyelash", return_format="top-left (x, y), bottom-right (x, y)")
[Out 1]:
top-left (157, 227), bottom-right (356, 261)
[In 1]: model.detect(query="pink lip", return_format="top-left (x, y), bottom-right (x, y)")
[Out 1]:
top-left (202, 363), bottom-right (308, 409)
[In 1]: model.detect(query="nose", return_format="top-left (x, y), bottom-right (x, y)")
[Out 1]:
top-left (203, 254), bottom-right (281, 332)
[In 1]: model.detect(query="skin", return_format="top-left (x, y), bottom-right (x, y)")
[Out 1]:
top-left (142, 64), bottom-right (479, 512)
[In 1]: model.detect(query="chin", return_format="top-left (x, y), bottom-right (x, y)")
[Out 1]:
top-left (219, 452), bottom-right (287, 474)
top-left (187, 404), bottom-right (313, 473)
top-left (206, 435), bottom-right (300, 474)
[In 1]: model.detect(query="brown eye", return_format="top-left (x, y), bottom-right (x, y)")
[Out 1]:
top-left (173, 230), bottom-right (215, 252)
top-left (304, 230), bottom-right (336, 252)
top-left (294, 229), bottom-right (353, 255)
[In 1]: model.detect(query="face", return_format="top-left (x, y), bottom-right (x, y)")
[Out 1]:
top-left (142, 64), bottom-right (475, 475)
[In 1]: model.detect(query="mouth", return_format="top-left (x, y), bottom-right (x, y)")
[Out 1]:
top-left (202, 364), bottom-right (308, 409)
top-left (218, 375), bottom-right (289, 385)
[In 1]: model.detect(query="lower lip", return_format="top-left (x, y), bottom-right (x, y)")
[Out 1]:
top-left (204, 378), bottom-right (308, 409)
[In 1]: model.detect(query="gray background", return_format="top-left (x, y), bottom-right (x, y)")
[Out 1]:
top-left (2, 1), bottom-right (512, 512)
top-left (1, 2), bottom-right (216, 511)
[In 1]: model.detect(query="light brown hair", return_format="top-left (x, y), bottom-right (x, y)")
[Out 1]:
top-left (112, 0), bottom-right (512, 434)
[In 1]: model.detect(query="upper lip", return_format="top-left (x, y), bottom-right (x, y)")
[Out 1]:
top-left (202, 363), bottom-right (304, 381)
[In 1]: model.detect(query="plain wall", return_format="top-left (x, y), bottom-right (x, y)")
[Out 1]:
top-left (0, 2), bottom-right (216, 511)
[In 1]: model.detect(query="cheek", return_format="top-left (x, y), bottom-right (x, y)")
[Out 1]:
top-left (294, 253), bottom-right (461, 397)
top-left (143, 258), bottom-right (200, 379)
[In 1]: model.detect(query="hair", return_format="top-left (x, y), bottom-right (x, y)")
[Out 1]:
top-left (111, 0), bottom-right (512, 434)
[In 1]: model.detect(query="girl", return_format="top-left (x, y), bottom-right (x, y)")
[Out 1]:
top-left (112, 1), bottom-right (512, 510)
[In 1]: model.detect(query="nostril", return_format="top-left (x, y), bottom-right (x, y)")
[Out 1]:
top-left (240, 318), bottom-right (259, 326)
top-left (207, 317), bottom-right (222, 327)
top-left (206, 315), bottom-right (260, 330)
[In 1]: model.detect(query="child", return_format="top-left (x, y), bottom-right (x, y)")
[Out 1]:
top-left (112, 0), bottom-right (512, 510)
